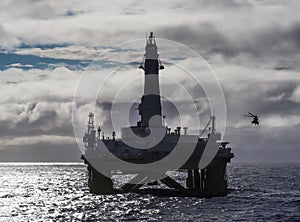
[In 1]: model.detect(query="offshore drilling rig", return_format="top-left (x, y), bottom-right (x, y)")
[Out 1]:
top-left (81, 32), bottom-right (234, 197)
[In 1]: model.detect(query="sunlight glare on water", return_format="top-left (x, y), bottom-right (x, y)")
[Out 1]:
top-left (0, 163), bottom-right (299, 221)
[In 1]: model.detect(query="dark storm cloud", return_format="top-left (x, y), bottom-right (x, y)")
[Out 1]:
top-left (159, 23), bottom-right (230, 56)
top-left (159, 21), bottom-right (300, 63)
top-left (94, 97), bottom-right (210, 133)
top-left (246, 24), bottom-right (300, 57)
top-left (223, 79), bottom-right (300, 128)
top-left (96, 101), bottom-right (113, 111)
top-left (0, 101), bottom-right (77, 139)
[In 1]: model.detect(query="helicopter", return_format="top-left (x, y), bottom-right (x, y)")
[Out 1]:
top-left (243, 112), bottom-right (259, 126)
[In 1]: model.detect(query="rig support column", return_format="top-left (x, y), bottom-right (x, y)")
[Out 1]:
top-left (203, 159), bottom-right (228, 197)
top-left (88, 166), bottom-right (113, 194)
top-left (186, 170), bottom-right (193, 188)
top-left (193, 169), bottom-right (201, 189)
top-left (186, 169), bottom-right (201, 190)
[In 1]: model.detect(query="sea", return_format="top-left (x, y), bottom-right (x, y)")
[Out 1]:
top-left (0, 162), bottom-right (299, 222)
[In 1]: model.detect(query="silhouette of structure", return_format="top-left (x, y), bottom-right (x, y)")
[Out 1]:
top-left (81, 32), bottom-right (234, 197)
top-left (244, 112), bottom-right (259, 126)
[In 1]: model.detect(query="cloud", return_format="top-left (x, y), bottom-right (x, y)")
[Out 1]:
top-left (1, 0), bottom-right (298, 73)
top-left (0, 135), bottom-right (75, 147)
top-left (0, 67), bottom-right (78, 103)
top-left (0, 0), bottom-right (297, 52)
top-left (290, 86), bottom-right (300, 103)
top-left (1, 54), bottom-right (300, 159)
top-left (0, 0), bottom-right (299, 162)
top-left (158, 18), bottom-right (300, 70)
top-left (0, 102), bottom-right (74, 137)
top-left (14, 45), bottom-right (104, 61)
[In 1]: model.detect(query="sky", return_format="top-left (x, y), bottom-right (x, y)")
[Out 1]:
top-left (0, 0), bottom-right (299, 162)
